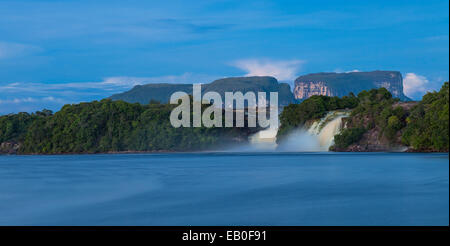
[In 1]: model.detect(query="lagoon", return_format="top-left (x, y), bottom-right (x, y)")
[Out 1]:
top-left (0, 153), bottom-right (448, 225)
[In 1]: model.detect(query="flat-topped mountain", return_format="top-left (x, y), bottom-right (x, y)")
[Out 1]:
top-left (109, 76), bottom-right (296, 106)
top-left (293, 71), bottom-right (410, 101)
top-left (109, 83), bottom-right (193, 104)
top-left (204, 76), bottom-right (295, 106)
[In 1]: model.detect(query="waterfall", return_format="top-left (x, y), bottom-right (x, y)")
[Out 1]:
top-left (247, 110), bottom-right (349, 152)
top-left (275, 110), bottom-right (349, 152)
top-left (307, 111), bottom-right (349, 150)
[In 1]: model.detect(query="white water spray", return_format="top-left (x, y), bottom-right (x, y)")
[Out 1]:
top-left (249, 110), bottom-right (349, 152)
top-left (307, 111), bottom-right (349, 150)
top-left (248, 127), bottom-right (278, 151)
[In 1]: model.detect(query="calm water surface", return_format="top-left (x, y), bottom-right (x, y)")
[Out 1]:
top-left (0, 153), bottom-right (448, 225)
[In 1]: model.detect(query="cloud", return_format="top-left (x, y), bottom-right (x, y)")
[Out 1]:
top-left (102, 73), bottom-right (218, 87)
top-left (0, 96), bottom-right (62, 105)
top-left (333, 69), bottom-right (361, 73)
top-left (0, 41), bottom-right (42, 59)
top-left (346, 69), bottom-right (360, 73)
top-left (0, 96), bottom-right (66, 114)
top-left (0, 97), bottom-right (35, 104)
top-left (403, 73), bottom-right (431, 97)
top-left (0, 81), bottom-right (126, 114)
top-left (232, 59), bottom-right (304, 81)
top-left (0, 81), bottom-right (123, 114)
top-left (0, 73), bottom-right (220, 114)
top-left (1, 1), bottom-right (447, 46)
top-left (0, 73), bottom-right (215, 95)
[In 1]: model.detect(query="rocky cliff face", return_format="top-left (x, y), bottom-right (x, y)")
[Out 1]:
top-left (294, 81), bottom-right (334, 99)
top-left (294, 71), bottom-right (410, 101)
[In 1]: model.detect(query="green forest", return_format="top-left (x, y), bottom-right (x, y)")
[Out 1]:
top-left (0, 100), bottom-right (255, 154)
top-left (401, 82), bottom-right (449, 151)
top-left (331, 87), bottom-right (404, 150)
top-left (279, 82), bottom-right (449, 152)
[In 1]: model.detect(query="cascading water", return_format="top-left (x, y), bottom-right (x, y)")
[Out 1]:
top-left (249, 110), bottom-right (349, 152)
top-left (307, 111), bottom-right (349, 150)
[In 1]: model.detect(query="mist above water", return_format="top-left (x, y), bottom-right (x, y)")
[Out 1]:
top-left (276, 129), bottom-right (324, 152)
top-left (243, 110), bottom-right (349, 152)
top-left (226, 127), bottom-right (278, 152)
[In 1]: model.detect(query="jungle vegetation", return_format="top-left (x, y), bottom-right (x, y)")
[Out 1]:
top-left (0, 99), bottom-right (255, 154)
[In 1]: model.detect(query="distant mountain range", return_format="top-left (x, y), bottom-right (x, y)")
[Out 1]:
top-left (109, 71), bottom-right (411, 106)
top-left (109, 76), bottom-right (296, 106)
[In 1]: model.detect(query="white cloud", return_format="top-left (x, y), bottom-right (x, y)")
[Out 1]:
top-left (0, 73), bottom-right (220, 114)
top-left (0, 41), bottom-right (41, 59)
top-left (0, 73), bottom-right (213, 94)
top-left (232, 59), bottom-right (304, 81)
top-left (0, 97), bottom-right (34, 104)
top-left (0, 97), bottom-right (64, 105)
top-left (346, 69), bottom-right (360, 73)
top-left (102, 73), bottom-right (218, 87)
top-left (0, 97), bottom-right (67, 114)
top-left (403, 73), bottom-right (431, 97)
top-left (333, 69), bottom-right (360, 73)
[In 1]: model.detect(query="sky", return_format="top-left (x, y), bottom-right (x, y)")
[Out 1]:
top-left (0, 0), bottom-right (448, 114)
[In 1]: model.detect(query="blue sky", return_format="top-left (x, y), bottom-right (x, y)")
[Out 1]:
top-left (0, 0), bottom-right (448, 114)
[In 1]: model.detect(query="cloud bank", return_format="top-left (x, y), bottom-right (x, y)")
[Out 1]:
top-left (232, 59), bottom-right (304, 81)
top-left (0, 73), bottom-right (220, 114)
top-left (403, 73), bottom-right (431, 98)
top-left (0, 42), bottom-right (42, 60)
top-left (103, 73), bottom-right (218, 87)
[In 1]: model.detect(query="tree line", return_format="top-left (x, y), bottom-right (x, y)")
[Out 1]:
top-left (0, 100), bottom-right (256, 154)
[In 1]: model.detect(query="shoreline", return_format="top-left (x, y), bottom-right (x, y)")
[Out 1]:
top-left (1, 150), bottom-right (449, 156)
